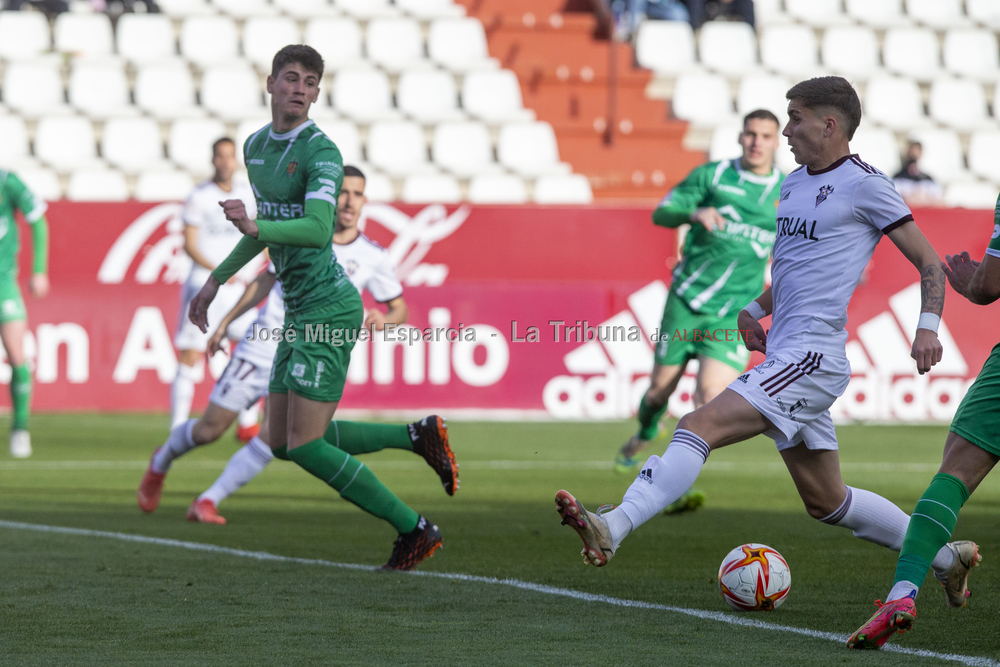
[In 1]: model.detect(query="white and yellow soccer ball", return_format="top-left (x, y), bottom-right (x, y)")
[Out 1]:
top-left (718, 543), bottom-right (791, 611)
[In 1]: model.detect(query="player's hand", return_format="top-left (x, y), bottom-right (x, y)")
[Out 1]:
top-left (737, 309), bottom-right (767, 354)
top-left (911, 327), bottom-right (943, 375)
top-left (207, 326), bottom-right (229, 356)
top-left (363, 309), bottom-right (388, 331)
top-left (219, 200), bottom-right (259, 239)
top-left (189, 276), bottom-right (220, 334)
top-left (941, 251), bottom-right (980, 298)
top-left (29, 273), bottom-right (49, 299)
top-left (690, 207), bottom-right (727, 232)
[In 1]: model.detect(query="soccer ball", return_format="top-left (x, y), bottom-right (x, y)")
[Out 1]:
top-left (717, 543), bottom-right (791, 611)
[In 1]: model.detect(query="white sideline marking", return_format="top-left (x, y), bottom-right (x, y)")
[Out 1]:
top-left (0, 520), bottom-right (995, 667)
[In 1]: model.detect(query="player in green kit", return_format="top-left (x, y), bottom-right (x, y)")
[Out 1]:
top-left (187, 45), bottom-right (446, 570)
top-left (0, 170), bottom-right (49, 459)
top-left (614, 110), bottom-right (784, 514)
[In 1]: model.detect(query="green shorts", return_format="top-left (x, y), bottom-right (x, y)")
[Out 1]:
top-left (950, 341), bottom-right (1000, 457)
top-left (0, 275), bottom-right (26, 324)
top-left (268, 290), bottom-right (364, 403)
top-left (652, 291), bottom-right (749, 372)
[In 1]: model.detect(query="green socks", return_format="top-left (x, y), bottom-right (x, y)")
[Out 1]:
top-left (637, 395), bottom-right (667, 441)
top-left (288, 438), bottom-right (420, 534)
top-left (324, 421), bottom-right (413, 455)
top-left (271, 444), bottom-right (290, 461)
top-left (11, 363), bottom-right (31, 431)
top-left (894, 473), bottom-right (970, 586)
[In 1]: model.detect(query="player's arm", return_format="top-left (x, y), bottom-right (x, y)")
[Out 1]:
top-left (189, 235), bottom-right (267, 332)
top-left (182, 225), bottom-right (215, 271)
top-left (222, 198), bottom-right (335, 249)
top-left (886, 222), bottom-right (945, 374)
top-left (737, 287), bottom-right (772, 354)
top-left (364, 296), bottom-right (408, 331)
top-left (942, 251), bottom-right (1000, 305)
top-left (9, 173), bottom-right (49, 299)
top-left (652, 165), bottom-right (725, 232)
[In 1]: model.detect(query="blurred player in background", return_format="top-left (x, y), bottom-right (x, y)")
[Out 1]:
top-left (172, 138), bottom-right (262, 439)
top-left (0, 170), bottom-right (49, 458)
top-left (614, 109), bottom-right (783, 518)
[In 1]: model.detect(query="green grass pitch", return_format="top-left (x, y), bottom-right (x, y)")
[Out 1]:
top-left (1, 415), bottom-right (998, 666)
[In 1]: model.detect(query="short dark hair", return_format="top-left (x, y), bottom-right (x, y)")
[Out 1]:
top-left (343, 165), bottom-right (365, 181)
top-left (271, 44), bottom-right (324, 80)
top-left (785, 76), bottom-right (862, 140)
top-left (212, 137), bottom-right (234, 156)
top-left (743, 109), bottom-right (780, 127)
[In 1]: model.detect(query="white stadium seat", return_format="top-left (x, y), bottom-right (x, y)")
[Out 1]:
top-left (736, 74), bottom-right (790, 122)
top-left (928, 78), bottom-right (990, 130)
top-left (671, 73), bottom-right (733, 125)
top-left (967, 0), bottom-right (1000, 29)
top-left (117, 14), bottom-right (175, 62)
top-left (397, 0), bottom-right (465, 19)
top-left (335, 0), bottom-right (399, 19)
top-left (212, 0), bottom-right (276, 18)
top-left (943, 29), bottom-right (1000, 82)
top-left (68, 61), bottom-right (133, 119)
top-left (362, 172), bottom-right (396, 202)
top-left (366, 18), bottom-right (426, 73)
top-left (533, 174), bottom-right (594, 204)
top-left (846, 0), bottom-right (908, 28)
top-left (2, 61), bottom-right (68, 117)
top-left (634, 21), bottom-right (695, 75)
top-left (698, 22), bottom-right (758, 75)
top-left (497, 121), bottom-right (566, 177)
top-left (708, 121), bottom-right (743, 162)
top-left (752, 0), bottom-right (785, 26)
top-left (462, 70), bottom-right (535, 123)
top-left (968, 131), bottom-right (1000, 183)
top-left (863, 76), bottom-right (927, 130)
top-left (135, 61), bottom-right (201, 119)
top-left (311, 119), bottom-right (363, 165)
top-left (785, 0), bottom-right (851, 26)
top-left (180, 16), bottom-right (238, 66)
top-left (883, 27), bottom-right (941, 80)
top-left (201, 64), bottom-right (266, 121)
top-left (366, 121), bottom-right (430, 176)
top-left (397, 70), bottom-right (464, 123)
top-left (305, 18), bottom-right (364, 70)
top-left (907, 128), bottom-right (967, 183)
top-left (905, 0), bottom-right (970, 28)
top-left (156, 0), bottom-right (214, 16)
top-left (168, 118), bottom-right (227, 173)
top-left (759, 25), bottom-right (819, 77)
top-left (66, 169), bottom-right (129, 202)
top-left (822, 27), bottom-right (879, 78)
top-left (0, 115), bottom-right (30, 166)
top-left (944, 182), bottom-right (998, 209)
top-left (243, 17), bottom-right (301, 69)
top-left (135, 170), bottom-right (196, 202)
top-left (35, 116), bottom-right (98, 171)
top-left (15, 168), bottom-right (61, 201)
top-left (54, 12), bottom-right (112, 56)
top-left (333, 68), bottom-right (400, 122)
top-left (274, 0), bottom-right (339, 18)
top-left (428, 18), bottom-right (497, 73)
top-left (0, 11), bottom-right (51, 60)
top-left (468, 174), bottom-right (528, 204)
top-left (432, 121), bottom-right (495, 177)
top-left (850, 128), bottom-right (901, 175)
top-left (102, 117), bottom-right (167, 173)
top-left (401, 174), bottom-right (462, 204)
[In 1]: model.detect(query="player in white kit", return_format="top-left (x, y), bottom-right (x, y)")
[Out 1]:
top-left (555, 77), bottom-right (977, 597)
top-left (171, 138), bottom-right (263, 434)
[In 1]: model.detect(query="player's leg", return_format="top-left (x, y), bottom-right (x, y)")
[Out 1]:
top-left (0, 297), bottom-right (32, 458)
top-left (171, 347), bottom-right (203, 429)
top-left (236, 399), bottom-right (261, 442)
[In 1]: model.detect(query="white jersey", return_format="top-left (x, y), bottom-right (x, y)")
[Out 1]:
top-left (767, 155), bottom-right (913, 356)
top-left (182, 178), bottom-right (259, 286)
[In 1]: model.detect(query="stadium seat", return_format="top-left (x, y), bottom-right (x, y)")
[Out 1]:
top-left (533, 174), bottom-right (594, 204)
top-left (708, 121), bottom-right (743, 162)
top-left (785, 0), bottom-right (851, 26)
top-left (304, 18), bottom-right (364, 69)
top-left (905, 0), bottom-right (970, 28)
top-left (311, 119), bottom-right (363, 165)
top-left (432, 121), bottom-right (494, 177)
top-left (335, 0), bottom-right (399, 19)
top-left (34, 116), bottom-right (98, 171)
top-left (116, 14), bottom-right (175, 62)
top-left (735, 74), bottom-right (791, 122)
top-left (54, 12), bottom-right (113, 57)
top-left (883, 27), bottom-right (941, 80)
top-left (467, 174), bottom-right (528, 204)
top-left (135, 61), bottom-right (202, 119)
top-left (822, 27), bottom-right (879, 78)
top-left (907, 128), bottom-right (967, 183)
top-left (366, 18), bottom-right (426, 73)
top-left (943, 29), bottom-right (1000, 82)
top-left (401, 174), bottom-right (462, 204)
top-left (967, 0), bottom-right (1000, 29)
top-left (68, 61), bottom-right (134, 119)
top-left (497, 121), bottom-right (568, 177)
top-left (634, 20), bottom-right (695, 75)
top-left (362, 172), bottom-right (396, 202)
top-left (243, 17), bottom-right (301, 69)
top-left (928, 78), bottom-right (990, 130)
top-left (397, 0), bottom-right (465, 19)
top-left (15, 167), bottom-right (61, 201)
top-left (168, 118), bottom-right (227, 173)
top-left (333, 68), bottom-right (400, 122)
top-left (156, 0), bottom-right (214, 16)
top-left (0, 115), bottom-right (29, 166)
top-left (274, 0), bottom-right (339, 18)
top-left (944, 181), bottom-right (998, 209)
top-left (134, 170), bottom-right (196, 202)
top-left (698, 22), bottom-right (758, 75)
top-left (670, 73), bottom-right (733, 125)
top-left (759, 25), bottom-right (819, 77)
top-left (428, 18), bottom-right (497, 73)
top-left (2, 61), bottom-right (69, 117)
top-left (462, 70), bottom-right (535, 124)
top-left (968, 130), bottom-right (1000, 183)
top-left (863, 76), bottom-right (927, 130)
top-left (180, 16), bottom-right (239, 66)
top-left (66, 169), bottom-right (129, 202)
top-left (212, 0), bottom-right (276, 18)
top-left (367, 121), bottom-right (431, 176)
top-left (102, 117), bottom-right (167, 173)
top-left (0, 10), bottom-right (51, 60)
top-left (397, 70), bottom-right (464, 123)
top-left (201, 65), bottom-right (266, 121)
top-left (850, 128), bottom-right (901, 175)
top-left (845, 0), bottom-right (909, 28)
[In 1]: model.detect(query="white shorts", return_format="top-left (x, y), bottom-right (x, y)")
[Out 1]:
top-left (208, 356), bottom-right (270, 412)
top-left (727, 349), bottom-right (850, 452)
top-left (174, 281), bottom-right (258, 352)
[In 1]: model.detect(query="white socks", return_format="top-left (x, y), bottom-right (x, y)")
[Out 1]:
top-left (199, 436), bottom-right (274, 505)
top-left (170, 363), bottom-right (198, 429)
top-left (608, 429), bottom-right (710, 548)
top-left (152, 419), bottom-right (197, 474)
top-left (237, 401), bottom-right (260, 429)
top-left (887, 581), bottom-right (919, 602)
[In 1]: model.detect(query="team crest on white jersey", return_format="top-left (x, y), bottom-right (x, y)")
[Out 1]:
top-left (344, 259), bottom-right (359, 276)
top-left (815, 184), bottom-right (834, 208)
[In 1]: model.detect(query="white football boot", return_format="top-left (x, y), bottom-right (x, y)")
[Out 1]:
top-left (10, 429), bottom-right (31, 458)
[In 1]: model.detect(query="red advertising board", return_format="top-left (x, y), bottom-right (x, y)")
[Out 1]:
top-left (6, 201), bottom-right (996, 422)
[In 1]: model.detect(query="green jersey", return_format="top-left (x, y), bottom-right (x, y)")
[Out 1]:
top-left (654, 159), bottom-right (783, 317)
top-left (243, 120), bottom-right (353, 315)
top-left (0, 171), bottom-right (47, 277)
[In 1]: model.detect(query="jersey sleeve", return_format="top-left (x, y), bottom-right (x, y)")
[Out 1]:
top-left (853, 173), bottom-right (914, 234)
top-left (652, 162), bottom-right (715, 228)
top-left (6, 172), bottom-right (47, 223)
top-left (304, 136), bottom-right (344, 208)
top-left (366, 251), bottom-right (404, 303)
top-left (181, 190), bottom-right (202, 227)
top-left (987, 193), bottom-right (1000, 259)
